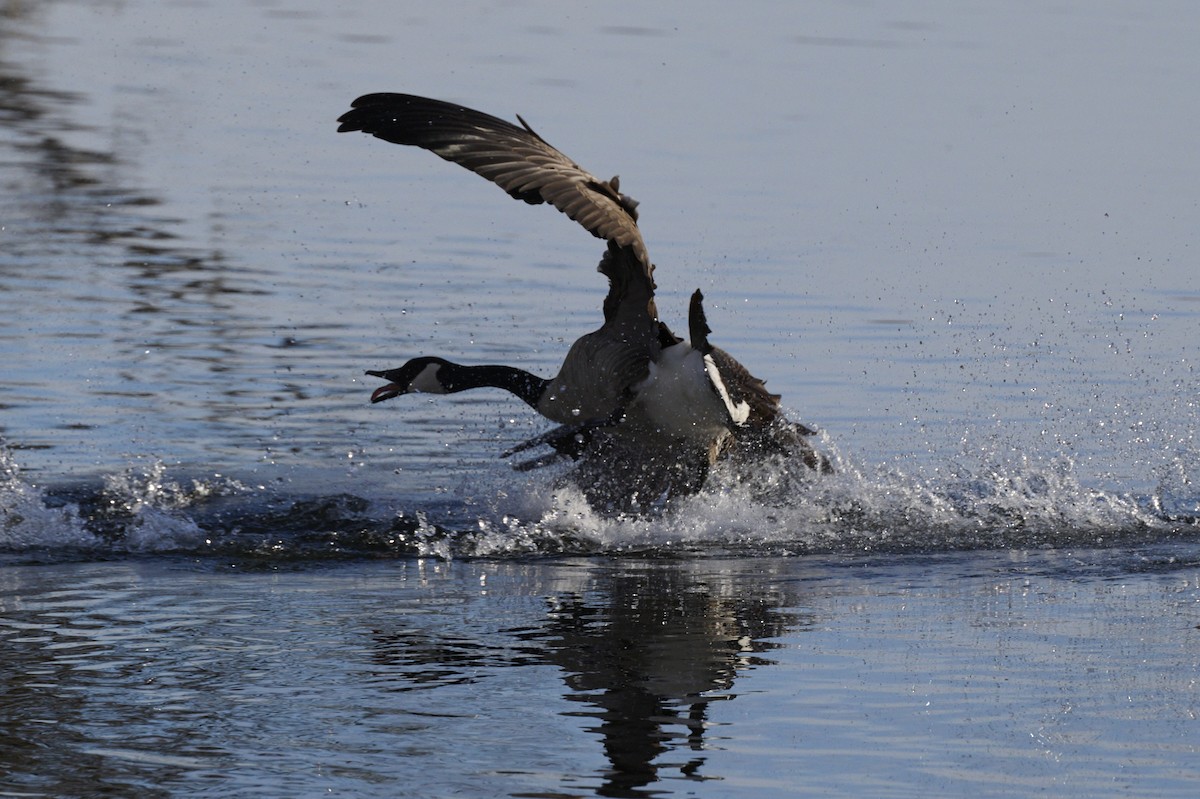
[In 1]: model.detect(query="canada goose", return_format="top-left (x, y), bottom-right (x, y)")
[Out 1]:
top-left (337, 93), bottom-right (827, 508)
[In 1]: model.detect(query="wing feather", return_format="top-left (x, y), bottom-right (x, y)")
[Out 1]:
top-left (337, 93), bottom-right (651, 276)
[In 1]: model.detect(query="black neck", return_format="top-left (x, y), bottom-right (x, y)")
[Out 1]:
top-left (441, 363), bottom-right (548, 409)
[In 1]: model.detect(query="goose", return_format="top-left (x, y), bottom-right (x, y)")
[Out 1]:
top-left (336, 93), bottom-right (828, 508)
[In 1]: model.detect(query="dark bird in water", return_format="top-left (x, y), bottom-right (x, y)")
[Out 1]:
top-left (337, 93), bottom-right (829, 511)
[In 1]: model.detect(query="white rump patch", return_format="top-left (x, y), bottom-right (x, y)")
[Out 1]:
top-left (634, 344), bottom-right (749, 439)
top-left (704, 355), bottom-right (751, 425)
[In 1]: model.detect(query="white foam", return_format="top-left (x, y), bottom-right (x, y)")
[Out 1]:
top-left (463, 434), bottom-right (1179, 557)
top-left (0, 448), bottom-right (97, 550)
top-left (100, 461), bottom-right (246, 553)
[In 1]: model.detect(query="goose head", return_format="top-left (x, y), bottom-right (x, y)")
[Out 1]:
top-left (366, 357), bottom-right (452, 403)
top-left (366, 357), bottom-right (550, 409)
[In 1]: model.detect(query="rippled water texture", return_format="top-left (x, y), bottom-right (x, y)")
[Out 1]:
top-left (2, 1), bottom-right (1199, 796)
top-left (3, 555), bottom-right (1198, 797)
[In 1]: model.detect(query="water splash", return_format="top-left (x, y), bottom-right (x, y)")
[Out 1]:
top-left (0, 450), bottom-right (245, 558)
top-left (0, 447), bottom-right (96, 552)
top-left (371, 440), bottom-right (1196, 558)
top-left (95, 461), bottom-right (248, 552)
top-left (1, 441), bottom-right (1195, 562)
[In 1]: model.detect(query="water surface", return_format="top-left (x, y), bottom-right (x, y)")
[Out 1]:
top-left (2, 1), bottom-right (1198, 796)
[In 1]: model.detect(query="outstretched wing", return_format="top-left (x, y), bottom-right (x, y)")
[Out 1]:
top-left (337, 93), bottom-right (652, 280)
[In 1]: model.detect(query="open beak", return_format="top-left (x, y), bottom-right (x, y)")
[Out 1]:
top-left (370, 383), bottom-right (404, 403)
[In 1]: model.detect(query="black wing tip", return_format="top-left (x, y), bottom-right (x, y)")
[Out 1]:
top-left (337, 93), bottom-right (435, 135)
top-left (336, 93), bottom-right (520, 137)
top-left (338, 93), bottom-right (397, 131)
top-left (336, 93), bottom-right (426, 133)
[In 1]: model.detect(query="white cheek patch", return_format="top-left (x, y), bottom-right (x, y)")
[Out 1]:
top-left (408, 363), bottom-right (447, 394)
top-left (704, 355), bottom-right (751, 425)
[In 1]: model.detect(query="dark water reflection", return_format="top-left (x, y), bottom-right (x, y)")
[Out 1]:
top-left (356, 561), bottom-right (813, 797)
top-left (2, 554), bottom-right (1196, 797)
top-left (523, 563), bottom-right (812, 797)
top-left (0, 558), bottom-right (815, 798)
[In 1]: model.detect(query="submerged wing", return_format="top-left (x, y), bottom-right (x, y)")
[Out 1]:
top-left (337, 93), bottom-right (652, 280)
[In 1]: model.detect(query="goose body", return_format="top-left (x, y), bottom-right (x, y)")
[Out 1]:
top-left (636, 345), bottom-right (750, 437)
top-left (338, 93), bottom-right (827, 508)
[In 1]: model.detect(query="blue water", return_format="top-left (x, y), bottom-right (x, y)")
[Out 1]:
top-left (2, 1), bottom-right (1199, 796)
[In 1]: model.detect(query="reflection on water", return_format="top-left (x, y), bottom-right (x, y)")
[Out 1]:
top-left (357, 560), bottom-right (812, 794)
top-left (3, 558), bottom-right (813, 797)
top-left (523, 563), bottom-right (812, 796)
top-left (1, 555), bottom-right (1196, 798)
top-left (0, 565), bottom-right (224, 798)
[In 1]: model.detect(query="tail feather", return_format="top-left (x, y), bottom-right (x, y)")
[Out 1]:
top-left (688, 289), bottom-right (712, 353)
